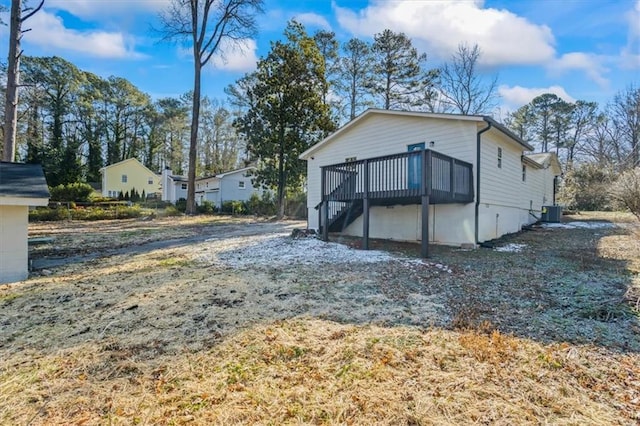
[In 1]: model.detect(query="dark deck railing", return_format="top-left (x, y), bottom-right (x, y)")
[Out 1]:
top-left (318, 149), bottom-right (474, 237)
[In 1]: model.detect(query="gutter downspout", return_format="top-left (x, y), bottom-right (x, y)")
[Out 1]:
top-left (475, 120), bottom-right (492, 246)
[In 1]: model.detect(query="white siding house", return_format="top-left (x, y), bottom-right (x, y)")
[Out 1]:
top-left (195, 167), bottom-right (262, 209)
top-left (300, 109), bottom-right (561, 250)
top-left (0, 163), bottom-right (50, 283)
top-left (161, 168), bottom-right (188, 203)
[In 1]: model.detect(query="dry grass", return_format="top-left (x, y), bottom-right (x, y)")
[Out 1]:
top-left (1, 319), bottom-right (638, 425)
top-left (1, 212), bottom-right (639, 424)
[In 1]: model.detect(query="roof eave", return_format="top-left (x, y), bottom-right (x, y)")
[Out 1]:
top-left (483, 116), bottom-right (535, 151)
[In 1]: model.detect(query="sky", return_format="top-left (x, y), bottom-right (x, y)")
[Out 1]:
top-left (0, 0), bottom-right (639, 115)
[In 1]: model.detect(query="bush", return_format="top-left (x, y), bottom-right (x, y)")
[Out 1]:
top-left (28, 205), bottom-right (144, 221)
top-left (29, 207), bottom-right (71, 222)
top-left (162, 206), bottom-right (183, 217)
top-left (49, 182), bottom-right (94, 202)
top-left (70, 205), bottom-right (143, 220)
top-left (175, 198), bottom-right (187, 212)
top-left (245, 192), bottom-right (277, 216)
top-left (197, 200), bottom-right (216, 214)
top-left (558, 163), bottom-right (614, 211)
top-left (221, 200), bottom-right (246, 215)
top-left (610, 167), bottom-right (640, 219)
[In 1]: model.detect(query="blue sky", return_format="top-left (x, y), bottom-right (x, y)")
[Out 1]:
top-left (1, 0), bottom-right (638, 114)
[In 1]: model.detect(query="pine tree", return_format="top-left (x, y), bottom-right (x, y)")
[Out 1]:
top-left (234, 21), bottom-right (336, 218)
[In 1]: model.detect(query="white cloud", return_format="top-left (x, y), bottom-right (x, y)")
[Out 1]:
top-left (620, 0), bottom-right (640, 69)
top-left (549, 52), bottom-right (609, 88)
top-left (210, 38), bottom-right (258, 72)
top-left (294, 12), bottom-right (332, 30)
top-left (334, 0), bottom-right (556, 66)
top-left (24, 11), bottom-right (144, 59)
top-left (498, 85), bottom-right (575, 109)
top-left (46, 0), bottom-right (170, 19)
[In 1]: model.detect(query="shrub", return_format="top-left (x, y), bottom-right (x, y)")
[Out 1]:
top-left (197, 200), bottom-right (216, 214)
top-left (610, 167), bottom-right (640, 220)
top-left (29, 205), bottom-right (145, 221)
top-left (162, 206), bottom-right (183, 217)
top-left (29, 207), bottom-right (71, 222)
top-left (175, 198), bottom-right (187, 212)
top-left (69, 205), bottom-right (143, 220)
top-left (558, 163), bottom-right (614, 211)
top-left (49, 182), bottom-right (94, 202)
top-left (221, 200), bottom-right (246, 215)
top-left (245, 192), bottom-right (277, 216)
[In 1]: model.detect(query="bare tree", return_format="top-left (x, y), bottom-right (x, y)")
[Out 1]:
top-left (438, 43), bottom-right (498, 115)
top-left (2, 0), bottom-right (45, 162)
top-left (158, 0), bottom-right (263, 214)
top-left (610, 85), bottom-right (640, 168)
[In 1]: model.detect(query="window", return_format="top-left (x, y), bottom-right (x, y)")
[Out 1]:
top-left (148, 177), bottom-right (153, 185)
top-left (497, 148), bottom-right (502, 168)
top-left (522, 165), bottom-right (526, 182)
top-left (238, 181), bottom-right (246, 189)
top-left (121, 174), bottom-right (128, 183)
top-left (345, 156), bottom-right (356, 163)
top-left (181, 183), bottom-right (187, 190)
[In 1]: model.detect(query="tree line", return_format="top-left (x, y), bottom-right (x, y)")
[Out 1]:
top-left (2, 1), bottom-right (638, 216)
top-left (0, 56), bottom-right (245, 187)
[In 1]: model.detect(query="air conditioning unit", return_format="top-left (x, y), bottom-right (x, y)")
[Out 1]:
top-left (541, 205), bottom-right (562, 223)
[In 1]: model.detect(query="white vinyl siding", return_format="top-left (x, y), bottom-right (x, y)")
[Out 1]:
top-left (479, 130), bottom-right (523, 209)
top-left (306, 114), bottom-right (477, 229)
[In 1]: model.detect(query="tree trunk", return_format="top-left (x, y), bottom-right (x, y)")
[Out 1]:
top-left (186, 60), bottom-right (201, 215)
top-left (277, 123), bottom-right (286, 219)
top-left (2, 0), bottom-right (22, 162)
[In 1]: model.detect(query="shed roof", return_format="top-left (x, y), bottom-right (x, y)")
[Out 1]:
top-left (0, 162), bottom-right (50, 205)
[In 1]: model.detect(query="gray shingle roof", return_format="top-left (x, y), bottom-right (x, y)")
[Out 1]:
top-left (0, 162), bottom-right (50, 199)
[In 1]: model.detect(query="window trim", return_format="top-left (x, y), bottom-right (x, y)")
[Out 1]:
top-left (238, 180), bottom-right (246, 189)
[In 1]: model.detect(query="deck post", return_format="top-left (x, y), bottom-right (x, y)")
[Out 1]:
top-left (362, 159), bottom-right (370, 250)
top-left (421, 150), bottom-right (431, 258)
top-left (321, 167), bottom-right (329, 242)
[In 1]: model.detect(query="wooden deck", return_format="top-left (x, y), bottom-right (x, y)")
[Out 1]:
top-left (318, 149), bottom-right (474, 257)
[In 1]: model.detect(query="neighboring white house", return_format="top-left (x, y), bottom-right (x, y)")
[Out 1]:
top-left (0, 162), bottom-right (50, 283)
top-left (299, 109), bottom-right (562, 250)
top-left (195, 166), bottom-right (262, 209)
top-left (161, 168), bottom-right (188, 202)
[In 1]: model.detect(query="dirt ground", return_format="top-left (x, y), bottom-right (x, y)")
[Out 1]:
top-left (1, 212), bottom-right (639, 424)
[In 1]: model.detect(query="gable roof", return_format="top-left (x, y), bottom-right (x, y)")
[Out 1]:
top-left (100, 157), bottom-right (159, 177)
top-left (299, 109), bottom-right (534, 159)
top-left (0, 162), bottom-right (50, 205)
top-left (195, 166), bottom-right (255, 182)
top-left (524, 153), bottom-right (563, 175)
